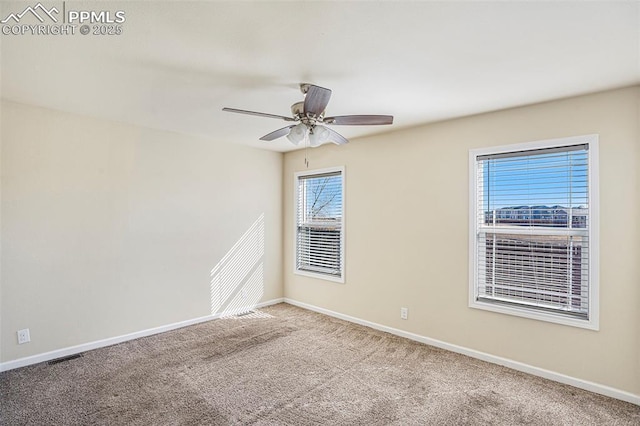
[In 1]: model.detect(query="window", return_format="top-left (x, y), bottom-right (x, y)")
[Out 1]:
top-left (469, 135), bottom-right (598, 329)
top-left (295, 167), bottom-right (344, 283)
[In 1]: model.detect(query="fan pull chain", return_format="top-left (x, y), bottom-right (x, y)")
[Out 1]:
top-left (304, 134), bottom-right (309, 168)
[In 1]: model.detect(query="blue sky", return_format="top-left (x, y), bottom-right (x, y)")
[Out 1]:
top-left (482, 150), bottom-right (588, 210)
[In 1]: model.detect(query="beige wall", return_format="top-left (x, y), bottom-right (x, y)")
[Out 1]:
top-left (284, 86), bottom-right (640, 395)
top-left (1, 101), bottom-right (283, 362)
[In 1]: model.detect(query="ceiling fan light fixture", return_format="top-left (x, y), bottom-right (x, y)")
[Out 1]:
top-left (309, 125), bottom-right (330, 147)
top-left (287, 123), bottom-right (307, 145)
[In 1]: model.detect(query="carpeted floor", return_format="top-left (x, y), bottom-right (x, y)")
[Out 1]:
top-left (1, 303), bottom-right (639, 425)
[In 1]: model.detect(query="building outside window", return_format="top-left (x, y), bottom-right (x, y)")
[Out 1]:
top-left (469, 135), bottom-right (599, 329)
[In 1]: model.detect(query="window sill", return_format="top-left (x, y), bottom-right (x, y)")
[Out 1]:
top-left (294, 268), bottom-right (344, 284)
top-left (469, 298), bottom-right (599, 330)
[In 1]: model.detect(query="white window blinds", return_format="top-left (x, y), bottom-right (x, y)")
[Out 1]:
top-left (474, 143), bottom-right (592, 320)
top-left (296, 169), bottom-right (343, 279)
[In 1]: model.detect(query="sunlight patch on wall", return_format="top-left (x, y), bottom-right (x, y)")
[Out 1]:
top-left (210, 214), bottom-right (265, 317)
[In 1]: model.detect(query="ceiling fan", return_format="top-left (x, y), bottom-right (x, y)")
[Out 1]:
top-left (222, 83), bottom-right (393, 146)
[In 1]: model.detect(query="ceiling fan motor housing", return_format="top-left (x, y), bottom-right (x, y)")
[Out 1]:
top-left (291, 101), bottom-right (323, 128)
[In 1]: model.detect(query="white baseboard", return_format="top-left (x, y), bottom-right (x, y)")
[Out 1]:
top-left (284, 298), bottom-right (640, 406)
top-left (0, 298), bottom-right (284, 373)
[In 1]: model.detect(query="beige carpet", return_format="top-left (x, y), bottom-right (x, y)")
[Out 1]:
top-left (1, 303), bottom-right (639, 425)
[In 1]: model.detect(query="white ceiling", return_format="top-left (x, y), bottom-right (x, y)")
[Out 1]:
top-left (2, 1), bottom-right (639, 152)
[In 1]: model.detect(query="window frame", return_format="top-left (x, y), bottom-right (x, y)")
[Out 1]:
top-left (294, 166), bottom-right (345, 283)
top-left (468, 135), bottom-right (599, 330)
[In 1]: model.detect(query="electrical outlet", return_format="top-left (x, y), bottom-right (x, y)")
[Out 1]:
top-left (17, 328), bottom-right (30, 344)
top-left (400, 307), bottom-right (408, 320)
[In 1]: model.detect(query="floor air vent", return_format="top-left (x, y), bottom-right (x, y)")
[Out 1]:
top-left (48, 354), bottom-right (83, 365)
top-left (236, 311), bottom-right (255, 317)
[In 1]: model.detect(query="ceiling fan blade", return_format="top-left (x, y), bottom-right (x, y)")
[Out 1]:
top-left (324, 115), bottom-right (394, 125)
top-left (325, 127), bottom-right (349, 145)
top-left (222, 107), bottom-right (295, 121)
top-left (303, 85), bottom-right (332, 116)
top-left (259, 125), bottom-right (295, 141)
